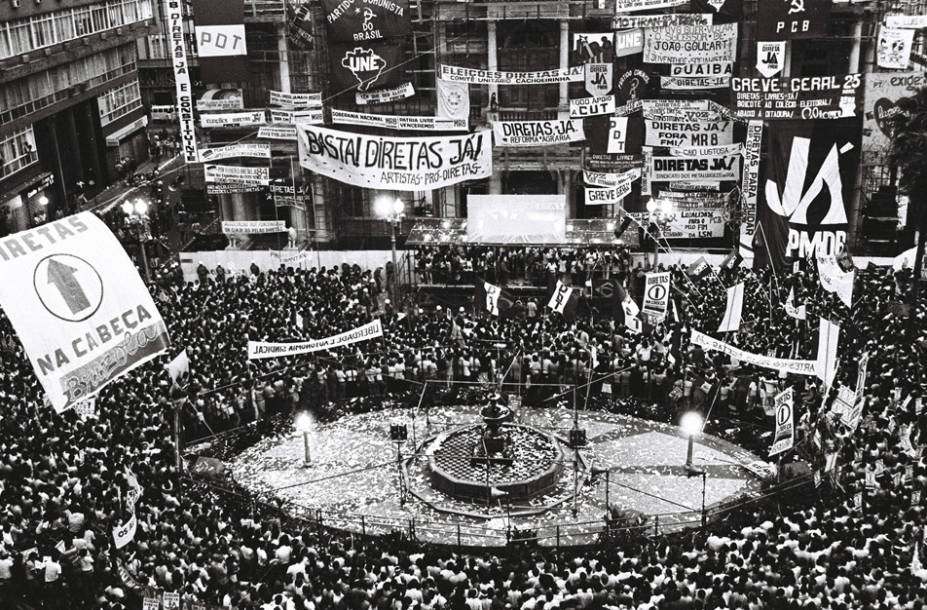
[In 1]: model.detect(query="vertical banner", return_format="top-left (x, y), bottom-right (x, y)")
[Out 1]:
top-left (717, 283), bottom-right (744, 333)
top-left (758, 0), bottom-right (831, 40)
top-left (769, 388), bottom-right (794, 456)
top-left (758, 118), bottom-right (861, 268)
top-left (164, 0), bottom-right (199, 163)
top-left (816, 318), bottom-right (840, 387)
top-left (740, 120), bottom-right (762, 263)
top-left (191, 0), bottom-right (248, 82)
top-left (642, 272), bottom-right (671, 322)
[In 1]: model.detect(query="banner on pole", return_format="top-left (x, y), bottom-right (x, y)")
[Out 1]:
top-left (769, 388), bottom-right (794, 456)
top-left (642, 272), bottom-right (671, 321)
top-left (112, 514), bottom-right (138, 549)
top-left (248, 319), bottom-right (384, 360)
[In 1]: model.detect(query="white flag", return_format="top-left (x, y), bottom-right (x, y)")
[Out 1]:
top-left (816, 318), bottom-right (840, 387)
top-left (436, 78), bottom-right (470, 120)
top-left (769, 387), bottom-right (794, 456)
top-left (0, 212), bottom-right (170, 413)
top-left (548, 280), bottom-right (574, 314)
top-left (717, 283), bottom-right (745, 333)
top-left (483, 281), bottom-right (502, 316)
top-left (816, 255), bottom-right (854, 308)
top-left (124, 467), bottom-right (143, 513)
top-left (784, 288), bottom-right (806, 321)
top-left (165, 349), bottom-right (190, 387)
top-left (112, 514), bottom-right (138, 549)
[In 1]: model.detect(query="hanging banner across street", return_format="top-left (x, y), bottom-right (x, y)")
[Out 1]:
top-left (646, 118), bottom-right (733, 147)
top-left (0, 213), bottom-right (171, 413)
top-left (585, 184), bottom-right (634, 206)
top-left (616, 0), bottom-right (687, 10)
top-left (204, 165), bottom-right (270, 185)
top-left (269, 90), bottom-right (323, 108)
top-left (612, 13), bottom-right (712, 29)
top-left (570, 95), bottom-right (617, 118)
top-left (439, 65), bottom-right (584, 85)
top-left (862, 72), bottom-right (926, 159)
top-left (758, 0), bottom-right (831, 40)
top-left (164, 0), bottom-right (199, 163)
top-left (258, 125), bottom-right (298, 140)
top-left (492, 120), bottom-right (585, 147)
top-left (270, 109), bottom-right (325, 125)
top-left (198, 143), bottom-right (271, 162)
top-left (297, 125), bottom-right (493, 190)
top-left (321, 0), bottom-right (411, 42)
top-left (199, 111), bottom-right (267, 128)
top-left (584, 168), bottom-right (641, 188)
top-left (690, 330), bottom-right (818, 376)
top-left (222, 221), bottom-right (287, 234)
top-left (248, 319), bottom-right (384, 360)
top-left (769, 388), bottom-right (795, 456)
top-left (730, 74), bottom-right (864, 120)
top-left (648, 154), bottom-right (740, 182)
top-left (643, 23), bottom-right (738, 66)
top-left (330, 109), bottom-right (468, 131)
top-left (356, 82), bottom-right (415, 104)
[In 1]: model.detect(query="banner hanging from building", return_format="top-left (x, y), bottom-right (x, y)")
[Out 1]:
top-left (758, 0), bottom-right (830, 40)
top-left (164, 0), bottom-right (199, 163)
top-left (628, 209), bottom-right (726, 238)
top-left (466, 195), bottom-right (566, 244)
top-left (270, 109), bottom-right (324, 125)
top-left (492, 120), bottom-right (585, 147)
top-left (195, 25), bottom-right (247, 57)
top-left (648, 154), bottom-right (740, 182)
top-left (740, 120), bottom-right (762, 260)
top-left (756, 41), bottom-right (786, 78)
top-left (757, 118), bottom-right (861, 268)
top-left (438, 65), bottom-right (583, 85)
top-left (321, 0), bottom-right (410, 42)
top-left (613, 13), bottom-right (712, 29)
top-left (287, 2), bottom-right (313, 48)
top-left (269, 90), bottom-right (323, 108)
top-left (331, 43), bottom-right (404, 92)
top-left (196, 89), bottom-right (244, 112)
top-left (0, 213), bottom-right (171, 413)
top-left (570, 95), bottom-right (617, 118)
top-left (662, 63), bottom-right (732, 90)
top-left (643, 23), bottom-right (738, 66)
top-left (356, 82), bottom-right (415, 105)
top-left (584, 168), bottom-right (641, 188)
top-left (585, 184), bottom-right (633, 206)
top-left (613, 30), bottom-right (644, 59)
top-left (617, 0), bottom-right (686, 10)
top-left (204, 165), bottom-right (270, 185)
top-left (573, 34), bottom-right (616, 65)
top-left (330, 109), bottom-right (468, 131)
top-left (877, 27), bottom-right (915, 70)
top-left (862, 72), bottom-right (926, 160)
top-left (297, 125), bottom-right (492, 191)
top-left (222, 221), bottom-right (287, 234)
top-left (645, 118), bottom-right (733, 147)
top-left (198, 143), bottom-right (271, 162)
top-left (248, 319), bottom-right (384, 360)
top-left (731, 74), bottom-right (864, 120)
top-left (191, 0), bottom-right (247, 81)
top-left (199, 111), bottom-right (267, 128)
top-left (258, 125), bottom-right (298, 140)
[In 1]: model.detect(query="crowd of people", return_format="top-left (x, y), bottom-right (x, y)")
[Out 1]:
top-left (0, 240), bottom-right (925, 610)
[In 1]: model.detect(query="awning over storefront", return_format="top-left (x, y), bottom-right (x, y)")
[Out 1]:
top-left (105, 116), bottom-right (149, 147)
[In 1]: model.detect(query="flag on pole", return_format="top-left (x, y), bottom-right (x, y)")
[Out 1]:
top-left (784, 288), bottom-right (806, 320)
top-left (475, 280), bottom-right (503, 316)
top-left (548, 280), bottom-right (581, 321)
top-left (165, 349), bottom-right (190, 388)
top-left (717, 283), bottom-right (745, 333)
top-left (124, 467), bottom-right (143, 513)
top-left (687, 257), bottom-right (711, 278)
top-left (816, 317), bottom-right (840, 387)
top-left (721, 250), bottom-right (743, 270)
top-left (112, 513), bottom-right (138, 549)
top-left (816, 255), bottom-right (854, 308)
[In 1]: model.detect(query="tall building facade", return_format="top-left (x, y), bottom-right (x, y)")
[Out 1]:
top-left (0, 0), bottom-right (155, 235)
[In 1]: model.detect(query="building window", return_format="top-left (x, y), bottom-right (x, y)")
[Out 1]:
top-left (0, 0), bottom-right (153, 60)
top-left (0, 126), bottom-right (39, 180)
top-left (98, 79), bottom-right (142, 125)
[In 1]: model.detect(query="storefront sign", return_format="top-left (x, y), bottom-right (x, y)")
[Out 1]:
top-left (297, 125), bottom-right (492, 191)
top-left (330, 109), bottom-right (468, 131)
top-left (439, 65), bottom-right (583, 85)
top-left (164, 0), bottom-right (199, 163)
top-left (269, 90), bottom-right (323, 108)
top-left (730, 74), bottom-right (863, 120)
top-left (492, 120), bottom-right (585, 147)
top-left (643, 23), bottom-right (738, 65)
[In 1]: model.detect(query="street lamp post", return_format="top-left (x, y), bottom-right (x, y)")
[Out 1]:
top-left (295, 412), bottom-right (313, 467)
top-left (680, 411), bottom-right (708, 525)
top-left (121, 198), bottom-right (151, 282)
top-left (375, 195), bottom-right (405, 305)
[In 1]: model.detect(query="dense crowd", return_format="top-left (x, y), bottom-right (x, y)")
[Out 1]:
top-left (0, 241), bottom-right (926, 610)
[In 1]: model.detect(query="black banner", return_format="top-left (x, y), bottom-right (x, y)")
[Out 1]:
top-left (691, 0), bottom-right (743, 23)
top-left (288, 3), bottom-right (313, 49)
top-left (321, 0), bottom-right (411, 42)
top-left (756, 118), bottom-right (861, 270)
top-left (330, 43), bottom-right (403, 92)
top-left (731, 74), bottom-right (863, 121)
top-left (757, 0), bottom-right (830, 40)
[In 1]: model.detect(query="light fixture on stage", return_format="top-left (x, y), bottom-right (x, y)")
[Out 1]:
top-left (295, 412), bottom-right (313, 467)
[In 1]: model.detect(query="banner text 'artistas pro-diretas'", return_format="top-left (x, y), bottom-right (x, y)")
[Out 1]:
top-left (297, 125), bottom-right (492, 190)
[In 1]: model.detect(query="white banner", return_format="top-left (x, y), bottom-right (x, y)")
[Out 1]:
top-left (297, 125), bottom-right (492, 191)
top-left (717, 282), bottom-right (744, 333)
top-left (690, 329), bottom-right (818, 376)
top-left (222, 221), bottom-right (287, 235)
top-left (548, 281), bottom-right (576, 314)
top-left (884, 14), bottom-right (927, 29)
top-left (164, 0), bottom-right (198, 163)
top-left (646, 118), bottom-right (733, 147)
top-left (248, 319), bottom-right (383, 360)
top-left (584, 62), bottom-right (615, 94)
top-left (198, 143), bottom-right (271, 162)
top-left (569, 95), bottom-right (617, 118)
top-left (643, 23), bottom-right (738, 65)
top-left (112, 514), bottom-right (138, 549)
top-left (492, 120), bottom-right (585, 147)
top-left (584, 168), bottom-right (641, 188)
top-left (270, 109), bottom-right (324, 125)
top-left (195, 24), bottom-right (247, 57)
top-left (439, 65), bottom-right (583, 85)
top-left (204, 165), bottom-right (269, 185)
top-left (816, 255), bottom-right (854, 308)
top-left (614, 30), bottom-right (644, 58)
top-left (629, 209), bottom-right (726, 238)
top-left (585, 184), bottom-right (633, 206)
top-left (482, 282), bottom-right (502, 316)
top-left (165, 349), bottom-right (189, 387)
top-left (199, 111), bottom-right (266, 128)
top-left (877, 27), bottom-right (915, 70)
top-left (816, 318), bottom-right (840, 387)
top-left (613, 13), bottom-right (712, 29)
top-left (669, 143), bottom-right (743, 157)
top-left (196, 97), bottom-right (244, 112)
top-left (269, 90), bottom-right (323, 108)
top-left (356, 82), bottom-right (415, 105)
top-left (649, 154), bottom-right (739, 181)
top-left (616, 0), bottom-right (686, 11)
top-left (330, 109), bottom-right (468, 131)
top-left (608, 117), bottom-right (628, 154)
top-left (769, 388), bottom-right (794, 456)
top-left (784, 288), bottom-right (807, 320)
top-left (258, 125), bottom-right (297, 140)
top-left (642, 272), bottom-right (671, 321)
top-left (663, 63), bottom-right (731, 90)
top-left (756, 41), bottom-right (786, 78)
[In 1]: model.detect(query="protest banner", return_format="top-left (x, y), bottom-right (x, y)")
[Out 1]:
top-left (758, 0), bottom-right (830, 40)
top-left (321, 0), bottom-right (410, 42)
top-left (248, 319), bottom-right (384, 360)
top-left (885, 14), bottom-right (927, 29)
top-left (642, 272), bottom-right (671, 321)
top-left (739, 119), bottom-right (762, 259)
top-left (330, 42), bottom-right (404, 92)
top-left (439, 65), bottom-right (583, 85)
top-left (297, 125), bottom-right (492, 191)
top-left (648, 154), bottom-right (739, 182)
top-left (612, 30), bottom-right (644, 59)
top-left (493, 120), bottom-right (585, 146)
top-left (203, 165), bottom-right (269, 185)
top-left (607, 117), bottom-right (629, 154)
top-left (270, 109), bottom-right (324, 125)
top-left (585, 184), bottom-right (633, 206)
top-left (646, 118), bottom-right (733, 147)
top-left (612, 13), bottom-right (712, 29)
top-left (199, 111), bottom-right (266, 128)
top-left (206, 184), bottom-right (264, 194)
top-left (628, 209), bottom-right (725, 239)
top-left (198, 143), bottom-right (271, 162)
top-left (196, 98), bottom-right (244, 112)
top-left (569, 95), bottom-right (617, 118)
top-left (690, 329), bottom-right (818, 376)
top-left (162, 592), bottom-right (180, 610)
top-left (330, 109), bottom-right (468, 131)
top-left (356, 82), bottom-right (415, 104)
top-left (669, 143), bottom-right (742, 157)
top-left (862, 72), bottom-right (926, 160)
top-left (0, 213), bottom-right (170, 413)
top-left (756, 41), bottom-right (787, 78)
top-left (164, 0), bottom-right (199, 163)
top-left (269, 90), bottom-right (323, 108)
top-left (877, 27), bottom-right (915, 69)
top-left (112, 514), bottom-right (138, 549)
top-left (769, 388), bottom-right (795, 456)
top-left (142, 598), bottom-right (160, 610)
top-left (257, 125), bottom-right (298, 140)
top-left (643, 23), bottom-right (738, 66)
top-left (221, 221), bottom-right (287, 234)
top-left (663, 62), bottom-right (732, 90)
top-left (617, 0), bottom-right (686, 10)
top-left (584, 168), bottom-right (641, 188)
top-left (730, 74), bottom-right (863, 120)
